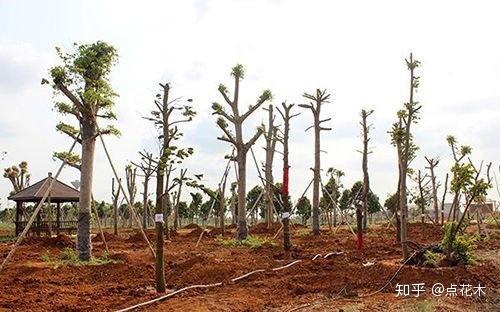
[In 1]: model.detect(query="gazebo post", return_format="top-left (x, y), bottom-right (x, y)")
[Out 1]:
top-left (36, 201), bottom-right (41, 237)
top-left (56, 202), bottom-right (61, 235)
top-left (15, 202), bottom-right (21, 236)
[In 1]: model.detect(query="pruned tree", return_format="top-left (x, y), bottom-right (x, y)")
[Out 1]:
top-left (42, 41), bottom-right (119, 260)
top-left (132, 151), bottom-right (155, 229)
top-left (424, 156), bottom-right (440, 223)
top-left (277, 102), bottom-right (299, 251)
top-left (3, 161), bottom-right (30, 194)
top-left (389, 53), bottom-right (421, 260)
top-left (300, 89), bottom-right (332, 235)
top-left (111, 177), bottom-right (121, 235)
top-left (263, 103), bottom-right (279, 228)
top-left (360, 109), bottom-right (374, 235)
top-left (212, 64), bottom-right (272, 240)
top-left (125, 164), bottom-right (137, 227)
top-left (172, 168), bottom-right (188, 231)
top-left (411, 169), bottom-right (432, 232)
top-left (144, 82), bottom-right (195, 292)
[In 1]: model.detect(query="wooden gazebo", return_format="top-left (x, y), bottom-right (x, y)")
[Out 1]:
top-left (8, 172), bottom-right (80, 236)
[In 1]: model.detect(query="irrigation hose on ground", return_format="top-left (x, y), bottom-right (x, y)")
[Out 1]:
top-left (116, 248), bottom-right (417, 311)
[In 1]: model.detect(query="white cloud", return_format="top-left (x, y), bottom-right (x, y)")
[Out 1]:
top-left (1, 0), bottom-right (499, 210)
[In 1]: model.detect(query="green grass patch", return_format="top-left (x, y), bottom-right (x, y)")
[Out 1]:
top-left (39, 247), bottom-right (120, 268)
top-left (216, 236), bottom-right (277, 249)
top-left (415, 299), bottom-right (434, 312)
top-left (0, 222), bottom-right (14, 229)
top-left (0, 236), bottom-right (15, 243)
top-left (295, 229), bottom-right (312, 238)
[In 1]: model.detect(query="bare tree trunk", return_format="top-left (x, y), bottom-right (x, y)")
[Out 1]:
top-left (300, 89), bottom-right (331, 236)
top-left (155, 160), bottom-right (166, 292)
top-left (126, 166), bottom-right (137, 228)
top-left (143, 177), bottom-right (149, 229)
top-left (237, 153), bottom-right (248, 240)
top-left (440, 173), bottom-right (449, 225)
top-left (277, 103), bottom-right (298, 251)
top-left (360, 109), bottom-right (373, 232)
top-left (112, 178), bottom-right (121, 235)
top-left (425, 157), bottom-right (440, 223)
top-left (77, 120), bottom-right (96, 261)
top-left (264, 104), bottom-right (277, 228)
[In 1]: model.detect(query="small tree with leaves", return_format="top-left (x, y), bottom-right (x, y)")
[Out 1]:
top-left (296, 196), bottom-right (312, 225)
top-left (42, 41), bottom-right (119, 260)
top-left (144, 82), bottom-right (195, 292)
top-left (446, 135), bottom-right (472, 222)
top-left (212, 64), bottom-right (272, 240)
top-left (320, 167), bottom-right (344, 229)
top-left (300, 89), bottom-right (332, 235)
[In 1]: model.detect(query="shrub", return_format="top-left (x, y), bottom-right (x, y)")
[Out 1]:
top-left (423, 250), bottom-right (438, 267)
top-left (217, 236), bottom-right (277, 249)
top-left (40, 250), bottom-right (52, 262)
top-left (441, 222), bottom-right (476, 264)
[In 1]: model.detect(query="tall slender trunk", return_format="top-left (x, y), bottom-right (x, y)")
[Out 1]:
top-left (440, 173), bottom-right (449, 225)
top-left (361, 110), bottom-right (370, 232)
top-left (429, 166), bottom-right (439, 223)
top-left (279, 103), bottom-right (294, 251)
top-left (143, 177), bottom-right (149, 229)
top-left (312, 117), bottom-right (321, 235)
top-left (399, 164), bottom-right (409, 259)
top-left (77, 120), bottom-right (96, 261)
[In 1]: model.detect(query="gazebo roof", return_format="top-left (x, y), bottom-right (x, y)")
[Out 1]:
top-left (8, 173), bottom-right (79, 203)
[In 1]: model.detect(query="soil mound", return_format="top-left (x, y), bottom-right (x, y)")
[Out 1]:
top-left (186, 227), bottom-right (204, 237)
top-left (250, 221), bottom-right (282, 234)
top-left (183, 223), bottom-right (200, 229)
top-left (93, 232), bottom-right (117, 242)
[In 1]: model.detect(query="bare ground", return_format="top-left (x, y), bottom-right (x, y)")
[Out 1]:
top-left (0, 222), bottom-right (498, 312)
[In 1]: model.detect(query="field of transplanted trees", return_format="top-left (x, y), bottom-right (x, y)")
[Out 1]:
top-left (0, 41), bottom-right (499, 312)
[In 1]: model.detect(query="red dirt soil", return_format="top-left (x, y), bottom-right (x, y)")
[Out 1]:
top-left (0, 223), bottom-right (498, 311)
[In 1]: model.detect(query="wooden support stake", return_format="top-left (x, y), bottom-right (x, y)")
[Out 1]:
top-left (97, 125), bottom-right (155, 257)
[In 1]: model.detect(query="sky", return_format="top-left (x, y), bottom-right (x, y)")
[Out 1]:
top-left (1, 0), bottom-right (499, 210)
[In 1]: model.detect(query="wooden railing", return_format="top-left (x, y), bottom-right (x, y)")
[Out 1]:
top-left (14, 220), bottom-right (77, 236)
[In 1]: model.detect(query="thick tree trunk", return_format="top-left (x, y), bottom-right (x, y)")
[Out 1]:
top-left (77, 120), bottom-right (96, 261)
top-left (356, 204), bottom-right (363, 249)
top-left (155, 162), bottom-right (166, 292)
top-left (237, 152), bottom-right (248, 240)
